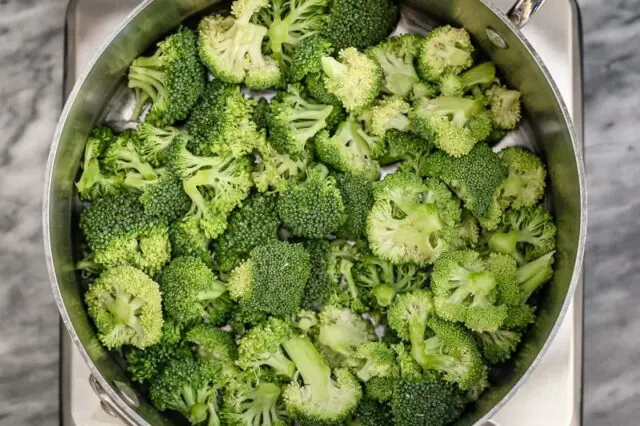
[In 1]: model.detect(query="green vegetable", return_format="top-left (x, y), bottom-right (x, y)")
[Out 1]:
top-left (290, 35), bottom-right (334, 82)
top-left (367, 34), bottom-right (421, 98)
top-left (76, 126), bottom-right (124, 201)
top-left (498, 146), bottom-right (547, 210)
top-left (222, 378), bottom-right (288, 426)
top-left (237, 316), bottom-right (296, 378)
top-left (417, 26), bottom-right (474, 82)
top-left (487, 84), bottom-right (522, 130)
top-left (334, 173), bottom-right (375, 240)
top-left (317, 304), bottom-right (375, 357)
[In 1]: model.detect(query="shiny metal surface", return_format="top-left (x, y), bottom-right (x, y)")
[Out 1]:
top-left (507, 0), bottom-right (548, 29)
top-left (46, 0), bottom-right (587, 425)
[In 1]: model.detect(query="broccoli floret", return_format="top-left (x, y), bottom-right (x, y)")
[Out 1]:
top-left (366, 173), bottom-right (461, 266)
top-left (283, 337), bottom-right (362, 423)
top-left (79, 192), bottom-right (171, 276)
top-left (237, 317), bottom-right (296, 378)
top-left (277, 164), bottom-right (346, 238)
top-left (451, 210), bottom-right (480, 250)
top-left (185, 325), bottom-right (237, 379)
top-left (198, 0), bottom-right (281, 89)
top-left (387, 289), bottom-right (434, 345)
top-left (128, 27), bottom-right (205, 126)
top-left (149, 358), bottom-right (223, 425)
top-left (379, 129), bottom-right (431, 170)
top-left (421, 143), bottom-right (507, 231)
top-left (431, 250), bottom-right (516, 332)
top-left (139, 175), bottom-right (191, 222)
top-left (322, 48), bottom-right (383, 113)
top-left (361, 96), bottom-right (411, 138)
top-left (326, 240), bottom-right (367, 312)
top-left (135, 122), bottom-right (185, 167)
top-left (85, 265), bottom-right (163, 349)
top-left (228, 241), bottom-right (311, 317)
top-left (169, 218), bottom-right (212, 267)
top-left (391, 374), bottom-right (466, 426)
top-left (410, 96), bottom-right (492, 157)
top-left (392, 343), bottom-right (423, 381)
top-left (475, 329), bottom-right (522, 364)
top-left (76, 126), bottom-right (124, 201)
top-left (498, 146), bottom-right (547, 210)
top-left (186, 80), bottom-right (263, 157)
top-left (252, 138), bottom-right (308, 194)
top-left (253, 97), bottom-right (270, 132)
top-left (301, 240), bottom-right (337, 309)
top-left (294, 309), bottom-right (319, 334)
top-left (159, 256), bottom-right (230, 325)
top-left (411, 81), bottom-right (439, 101)
top-left (256, 0), bottom-right (330, 75)
top-left (305, 71), bottom-right (341, 106)
top-left (515, 251), bottom-right (555, 304)
top-left (334, 173), bottom-right (374, 240)
top-left (502, 304), bottom-right (537, 330)
top-left (417, 26), bottom-right (474, 82)
top-left (351, 342), bottom-right (399, 383)
top-left (367, 34), bottom-right (421, 98)
top-left (365, 377), bottom-right (395, 403)
top-left (268, 84), bottom-right (335, 156)
top-left (487, 206), bottom-right (557, 264)
top-left (438, 62), bottom-right (496, 97)
top-left (104, 131), bottom-right (159, 187)
top-left (487, 85), bottom-right (522, 130)
top-left (290, 35), bottom-right (334, 82)
top-left (314, 118), bottom-right (382, 182)
top-left (222, 378), bottom-right (288, 426)
top-left (322, 0), bottom-right (398, 51)
top-left (214, 195), bottom-right (280, 272)
top-left (352, 397), bottom-right (394, 426)
top-left (317, 304), bottom-right (375, 357)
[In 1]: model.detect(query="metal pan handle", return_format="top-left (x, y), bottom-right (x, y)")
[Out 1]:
top-left (507, 0), bottom-right (547, 29)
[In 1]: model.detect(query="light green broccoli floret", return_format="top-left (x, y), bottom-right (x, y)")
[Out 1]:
top-left (487, 84), bottom-right (522, 130)
top-left (360, 96), bottom-right (411, 138)
top-left (438, 62), bottom-right (496, 97)
top-left (498, 146), bottom-right (547, 210)
top-left (475, 329), bottom-right (522, 364)
top-left (104, 131), bottom-right (160, 188)
top-left (222, 377), bottom-right (288, 426)
top-left (237, 317), bottom-right (296, 378)
top-left (317, 304), bottom-right (375, 357)
top-left (75, 126), bottom-right (124, 201)
top-left (379, 129), bottom-right (432, 171)
top-left (417, 26), bottom-right (474, 82)
top-left (252, 137), bottom-right (308, 194)
top-left (351, 342), bottom-right (399, 383)
top-left (135, 122), bottom-right (184, 167)
top-left (450, 210), bottom-right (480, 250)
top-left (367, 34), bottom-right (422, 98)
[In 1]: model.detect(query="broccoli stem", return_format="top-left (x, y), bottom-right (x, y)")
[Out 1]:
top-left (283, 337), bottom-right (331, 401)
top-left (407, 313), bottom-right (428, 370)
top-left (516, 251), bottom-right (554, 304)
top-left (488, 231), bottom-right (520, 259)
top-left (356, 360), bottom-right (379, 382)
top-left (372, 284), bottom-right (396, 307)
top-left (460, 62), bottom-right (496, 88)
top-left (321, 57), bottom-right (346, 82)
top-left (264, 349), bottom-right (296, 378)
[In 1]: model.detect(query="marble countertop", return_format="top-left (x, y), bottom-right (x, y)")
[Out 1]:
top-left (0, 0), bottom-right (633, 425)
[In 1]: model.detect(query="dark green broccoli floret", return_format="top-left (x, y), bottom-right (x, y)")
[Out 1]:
top-left (317, 304), bottom-right (375, 357)
top-left (301, 239), bottom-right (337, 309)
top-left (379, 129), bottom-right (432, 170)
top-left (283, 336), bottom-right (362, 423)
top-left (352, 397), bottom-right (394, 426)
top-left (139, 175), bottom-right (191, 222)
top-left (104, 131), bottom-right (160, 189)
top-left (305, 71), bottom-right (341, 106)
top-left (149, 358), bottom-right (223, 425)
top-left (227, 241), bottom-right (311, 317)
top-left (498, 146), bottom-right (547, 210)
top-left (486, 84), bottom-right (522, 130)
top-left (214, 195), bottom-right (280, 272)
top-left (222, 377), bottom-right (288, 426)
top-left (237, 317), bottom-right (296, 378)
top-left (184, 325), bottom-right (238, 380)
top-left (290, 35), bottom-right (334, 82)
top-left (438, 62), bottom-right (496, 97)
top-left (367, 34), bottom-right (421, 98)
top-left (366, 173), bottom-right (461, 266)
top-left (322, 47), bottom-right (384, 113)
top-left (365, 376), bottom-right (395, 403)
top-left (268, 84), bottom-right (335, 156)
top-left (475, 329), bottom-right (522, 364)
top-left (334, 173), bottom-right (374, 240)
top-left (169, 218), bottom-right (212, 267)
top-left (417, 26), bottom-right (474, 82)
top-left (421, 143), bottom-right (507, 231)
top-left (128, 27), bottom-right (205, 126)
top-left (159, 256), bottom-right (230, 325)
top-left (497, 251), bottom-right (555, 309)
top-left (277, 164), bottom-right (347, 238)
top-left (322, 0), bottom-right (398, 51)
top-left (85, 265), bottom-right (163, 349)
top-left (76, 126), bottom-right (124, 201)
top-left (135, 122), bottom-right (185, 167)
top-left (252, 137), bottom-right (308, 194)
top-left (198, 0), bottom-right (281, 89)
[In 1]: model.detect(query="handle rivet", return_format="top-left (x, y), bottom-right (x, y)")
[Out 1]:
top-left (486, 27), bottom-right (508, 49)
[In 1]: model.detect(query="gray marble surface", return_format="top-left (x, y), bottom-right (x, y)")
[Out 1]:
top-left (0, 0), bottom-right (634, 425)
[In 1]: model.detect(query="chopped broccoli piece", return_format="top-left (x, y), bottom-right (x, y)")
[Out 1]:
top-left (168, 218), bottom-right (212, 267)
top-left (438, 62), bottom-right (497, 97)
top-left (420, 143), bottom-right (507, 231)
top-left (85, 265), bottom-right (163, 349)
top-left (139, 175), bottom-right (191, 222)
top-left (104, 131), bottom-right (159, 187)
top-left (334, 173), bottom-right (375, 240)
top-left (128, 27), bottom-right (205, 126)
top-left (450, 210), bottom-right (480, 250)
top-left (417, 26), bottom-right (474, 82)
top-left (326, 240), bottom-right (367, 312)
top-left (387, 289), bottom-right (434, 343)
top-left (268, 84), bottom-right (335, 156)
top-left (305, 71), bottom-right (341, 106)
top-left (367, 34), bottom-right (421, 98)
top-left (365, 377), bottom-right (395, 403)
top-left (294, 310), bottom-right (319, 334)
top-left (198, 0), bottom-right (281, 89)
top-left (159, 256), bottom-right (230, 325)
top-left (366, 173), bottom-right (461, 266)
top-left (76, 126), bottom-right (124, 201)
top-left (487, 85), bottom-right (522, 130)
top-left (322, 0), bottom-right (398, 51)
top-left (352, 342), bottom-right (399, 383)
top-left (498, 146), bottom-right (547, 210)
top-left (301, 239), bottom-right (337, 309)
top-left (222, 378), bottom-right (288, 426)
top-left (252, 97), bottom-right (270, 131)
top-left (135, 122), bottom-right (184, 167)
top-left (283, 337), bottom-right (362, 423)
top-left (353, 397), bottom-right (394, 426)
top-left (515, 251), bottom-right (555, 304)
top-left (290, 35), bottom-right (334, 82)
top-left (322, 47), bottom-right (383, 113)
top-left (411, 81), bottom-right (439, 101)
top-left (277, 164), bottom-right (346, 238)
top-left (361, 96), bottom-right (411, 138)
top-left (184, 325), bottom-right (238, 381)
top-left (252, 137), bottom-right (308, 194)
top-left (237, 317), bottom-right (296, 378)
top-left (379, 129), bottom-right (431, 170)
top-left (475, 329), bottom-right (522, 364)
top-left (317, 304), bottom-right (375, 357)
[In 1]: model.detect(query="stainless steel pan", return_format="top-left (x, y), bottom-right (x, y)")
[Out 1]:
top-left (44, 0), bottom-right (587, 424)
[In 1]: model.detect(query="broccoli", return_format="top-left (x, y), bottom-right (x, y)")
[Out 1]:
top-left (366, 173), bottom-right (461, 266)
top-left (314, 118), bottom-right (383, 182)
top-left (334, 173), bottom-right (374, 240)
top-left (104, 131), bottom-right (159, 188)
top-left (420, 143), bottom-right (507, 231)
top-left (290, 35), bottom-right (334, 82)
top-left (391, 374), bottom-right (466, 426)
top-left (294, 309), bottom-right (319, 334)
top-left (430, 250), bottom-right (516, 332)
top-left (322, 0), bottom-right (398, 51)
top-left (352, 397), bottom-right (394, 426)
top-left (159, 256), bottom-right (230, 325)
top-left (301, 239), bottom-right (337, 309)
top-left (76, 126), bottom-right (124, 201)
top-left (277, 164), bottom-right (347, 238)
top-left (387, 289), bottom-right (434, 348)
top-left (514, 251), bottom-right (555, 304)
top-left (184, 325), bottom-right (238, 379)
top-left (326, 240), bottom-right (367, 312)
top-left (79, 192), bottom-right (171, 276)
top-left (186, 80), bottom-right (263, 157)
top-left (139, 175), bottom-right (191, 222)
top-left (317, 304), bottom-right (375, 357)
top-left (451, 210), bottom-right (480, 250)
top-left (149, 358), bottom-right (223, 425)
top-left (135, 122), bottom-right (185, 167)
top-left (365, 377), bottom-right (395, 403)
top-left (502, 304), bottom-right (537, 330)
top-left (475, 329), bottom-right (522, 364)
top-left (305, 71), bottom-right (341, 106)
top-left (256, 0), bottom-right (330, 74)
top-left (417, 26), bottom-right (474, 82)
top-left (351, 342), bottom-right (399, 383)
top-left (198, 0), bottom-right (281, 89)
top-left (128, 27), bottom-right (205, 126)
top-left (321, 47), bottom-right (383, 113)
top-left (438, 62), bottom-right (497, 97)
top-left (379, 129), bottom-right (431, 170)
top-left (222, 378), bottom-right (288, 426)
top-left (252, 137), bottom-right (308, 194)
top-left (169, 218), bottom-right (212, 267)
top-left (237, 317), bottom-right (296, 378)
top-left (253, 97), bottom-right (270, 132)
top-left (498, 146), bottom-right (547, 210)
top-left (268, 84), bottom-right (335, 156)
top-left (361, 96), bottom-right (411, 138)
top-left (367, 34), bottom-right (421, 98)
top-left (410, 96), bottom-right (493, 157)
top-left (487, 85), bottom-right (522, 130)
top-left (214, 195), bottom-right (280, 272)
top-left (227, 241), bottom-right (311, 317)
top-left (487, 206), bottom-right (557, 264)
top-left (283, 336), bottom-right (362, 423)
top-left (84, 265), bottom-right (163, 349)
top-left (411, 81), bottom-right (439, 101)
